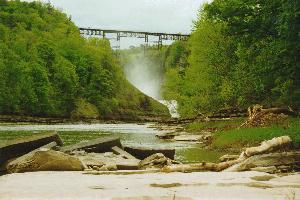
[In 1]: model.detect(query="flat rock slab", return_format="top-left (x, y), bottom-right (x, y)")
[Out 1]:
top-left (0, 171), bottom-right (299, 199)
top-left (0, 131), bottom-right (63, 163)
top-left (174, 135), bottom-right (202, 142)
top-left (76, 152), bottom-right (139, 170)
top-left (61, 137), bottom-right (122, 153)
top-left (111, 146), bottom-right (139, 160)
top-left (124, 146), bottom-right (175, 160)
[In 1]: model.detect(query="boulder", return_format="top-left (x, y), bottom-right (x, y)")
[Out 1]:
top-left (138, 153), bottom-right (172, 170)
top-left (6, 149), bottom-right (84, 173)
top-left (0, 131), bottom-right (63, 163)
top-left (60, 136), bottom-right (122, 153)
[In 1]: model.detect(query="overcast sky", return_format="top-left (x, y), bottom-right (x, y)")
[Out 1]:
top-left (28, 0), bottom-right (209, 48)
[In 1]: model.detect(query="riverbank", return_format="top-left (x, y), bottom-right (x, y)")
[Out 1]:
top-left (0, 171), bottom-right (299, 200)
top-left (1, 115), bottom-right (299, 162)
top-left (0, 114), bottom-right (171, 124)
top-left (156, 116), bottom-right (300, 153)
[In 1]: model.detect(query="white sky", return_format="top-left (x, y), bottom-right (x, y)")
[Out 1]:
top-left (27, 0), bottom-right (209, 48)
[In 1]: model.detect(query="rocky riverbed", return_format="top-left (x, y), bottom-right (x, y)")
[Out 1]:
top-left (1, 122), bottom-right (299, 200)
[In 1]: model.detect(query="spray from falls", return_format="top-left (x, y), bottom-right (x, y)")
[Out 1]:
top-left (123, 52), bottom-right (180, 118)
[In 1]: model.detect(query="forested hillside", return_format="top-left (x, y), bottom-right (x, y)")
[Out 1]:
top-left (163, 0), bottom-right (300, 117)
top-left (0, 0), bottom-right (169, 120)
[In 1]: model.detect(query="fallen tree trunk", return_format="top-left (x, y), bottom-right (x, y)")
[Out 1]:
top-left (244, 136), bottom-right (292, 157)
top-left (161, 136), bottom-right (295, 173)
top-left (224, 151), bottom-right (300, 172)
top-left (161, 160), bottom-right (240, 173)
top-left (83, 169), bottom-right (160, 175)
top-left (259, 108), bottom-right (295, 115)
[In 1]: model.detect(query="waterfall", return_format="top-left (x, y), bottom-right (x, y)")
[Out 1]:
top-left (159, 100), bottom-right (180, 118)
top-left (123, 52), bottom-right (180, 118)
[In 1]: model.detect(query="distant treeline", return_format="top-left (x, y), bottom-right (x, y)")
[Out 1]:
top-left (0, 0), bottom-right (168, 119)
top-left (163, 0), bottom-right (300, 117)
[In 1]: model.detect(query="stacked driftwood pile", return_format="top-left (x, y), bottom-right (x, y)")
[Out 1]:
top-left (241, 105), bottom-right (294, 127)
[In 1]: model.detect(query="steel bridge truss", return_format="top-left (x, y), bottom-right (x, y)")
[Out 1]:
top-left (79, 27), bottom-right (190, 50)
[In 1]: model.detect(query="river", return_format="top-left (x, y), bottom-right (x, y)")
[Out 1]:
top-left (0, 123), bottom-right (224, 163)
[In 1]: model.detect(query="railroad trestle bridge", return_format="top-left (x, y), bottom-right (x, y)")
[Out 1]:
top-left (79, 27), bottom-right (190, 50)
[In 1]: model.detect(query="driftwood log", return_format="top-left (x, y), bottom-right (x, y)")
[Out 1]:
top-left (83, 169), bottom-right (160, 175)
top-left (244, 136), bottom-right (291, 157)
top-left (224, 151), bottom-right (300, 172)
top-left (161, 160), bottom-right (239, 172)
top-left (248, 105), bottom-right (294, 118)
top-left (161, 136), bottom-right (295, 173)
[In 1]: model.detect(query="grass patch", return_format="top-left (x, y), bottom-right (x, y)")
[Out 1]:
top-left (211, 118), bottom-right (300, 150)
top-left (186, 118), bottom-right (245, 132)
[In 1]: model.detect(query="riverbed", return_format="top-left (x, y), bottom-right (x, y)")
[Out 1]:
top-left (0, 123), bottom-right (225, 163)
top-left (1, 171), bottom-right (299, 200)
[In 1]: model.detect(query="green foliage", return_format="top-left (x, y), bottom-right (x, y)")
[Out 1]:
top-left (162, 0), bottom-right (300, 117)
top-left (212, 118), bottom-right (300, 150)
top-left (0, 1), bottom-right (169, 119)
top-left (71, 98), bottom-right (99, 119)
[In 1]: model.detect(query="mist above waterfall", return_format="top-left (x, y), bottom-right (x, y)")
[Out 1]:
top-left (123, 52), bottom-right (163, 100)
top-left (122, 49), bottom-right (180, 118)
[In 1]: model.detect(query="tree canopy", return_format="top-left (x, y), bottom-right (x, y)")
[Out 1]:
top-left (0, 0), bottom-right (169, 119)
top-left (163, 0), bottom-right (300, 117)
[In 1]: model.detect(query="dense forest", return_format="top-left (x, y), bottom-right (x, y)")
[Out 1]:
top-left (0, 0), bottom-right (299, 120)
top-left (163, 0), bottom-right (300, 117)
top-left (0, 0), bottom-right (169, 120)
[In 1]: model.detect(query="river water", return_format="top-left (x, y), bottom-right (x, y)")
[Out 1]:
top-left (0, 123), bottom-right (224, 163)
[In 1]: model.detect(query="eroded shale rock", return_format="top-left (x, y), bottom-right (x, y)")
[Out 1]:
top-left (0, 131), bottom-right (63, 163)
